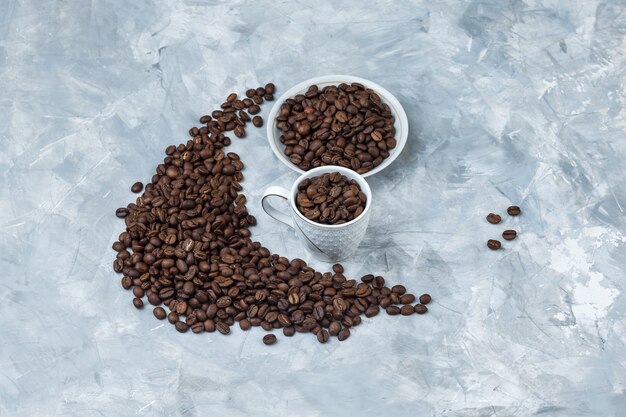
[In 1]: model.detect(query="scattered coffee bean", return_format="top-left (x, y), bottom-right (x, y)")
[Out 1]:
top-left (112, 84), bottom-right (430, 345)
top-left (502, 230), bottom-right (517, 240)
top-left (507, 205), bottom-right (521, 216)
top-left (400, 294), bottom-right (415, 304)
top-left (276, 83), bottom-right (396, 173)
top-left (252, 116), bottom-right (263, 127)
top-left (295, 172), bottom-right (366, 225)
top-left (400, 305), bottom-right (414, 316)
top-left (486, 213), bottom-right (501, 224)
top-left (414, 304), bottom-right (428, 314)
top-left (153, 307), bottom-right (166, 320)
top-left (263, 334), bottom-right (277, 345)
top-left (131, 182), bottom-right (143, 193)
top-left (386, 306), bottom-right (401, 315)
top-left (487, 239), bottom-right (502, 250)
top-left (419, 294), bottom-right (432, 305)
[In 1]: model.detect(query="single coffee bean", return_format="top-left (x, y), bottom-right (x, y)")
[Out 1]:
top-left (252, 116), bottom-right (263, 127)
top-left (365, 305), bottom-right (379, 318)
top-left (328, 321), bottom-right (341, 336)
top-left (502, 230), bottom-right (517, 240)
top-left (175, 321), bottom-right (189, 333)
top-left (245, 89), bottom-right (255, 98)
top-left (486, 213), bottom-right (501, 224)
top-left (414, 304), bottom-right (428, 314)
top-left (239, 319), bottom-right (251, 331)
top-left (248, 105), bottom-right (260, 115)
top-left (391, 285), bottom-right (406, 295)
top-left (115, 207), bottom-right (129, 218)
top-left (507, 205), bottom-right (521, 216)
top-left (400, 305), bottom-right (414, 316)
top-left (132, 297), bottom-right (143, 309)
top-left (121, 276), bottom-right (132, 289)
top-left (419, 294), bottom-right (432, 305)
top-left (263, 334), bottom-right (277, 345)
top-left (487, 239), bottom-right (502, 250)
top-left (333, 264), bottom-right (344, 274)
top-left (264, 83), bottom-right (275, 94)
top-left (337, 327), bottom-right (351, 341)
top-left (153, 307), bottom-right (166, 320)
top-left (167, 312), bottom-right (178, 324)
top-left (283, 326), bottom-right (295, 337)
top-left (317, 329), bottom-right (330, 343)
top-left (400, 294), bottom-right (415, 304)
top-left (131, 182), bottom-right (143, 193)
top-left (216, 322), bottom-right (230, 335)
top-left (204, 319), bottom-right (216, 332)
top-left (386, 306), bottom-right (401, 316)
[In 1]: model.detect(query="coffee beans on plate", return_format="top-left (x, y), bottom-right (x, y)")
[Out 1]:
top-left (276, 83), bottom-right (396, 174)
top-left (112, 83), bottom-right (429, 345)
top-left (295, 172), bottom-right (366, 224)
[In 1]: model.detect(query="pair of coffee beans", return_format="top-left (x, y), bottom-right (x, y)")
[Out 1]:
top-left (276, 83), bottom-right (396, 174)
top-left (486, 205), bottom-right (521, 250)
top-left (112, 84), bottom-right (430, 346)
top-left (295, 172), bottom-right (366, 225)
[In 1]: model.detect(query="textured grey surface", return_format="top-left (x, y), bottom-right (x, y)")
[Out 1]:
top-left (1, 1), bottom-right (626, 416)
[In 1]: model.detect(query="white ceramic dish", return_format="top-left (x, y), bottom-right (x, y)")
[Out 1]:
top-left (266, 75), bottom-right (409, 177)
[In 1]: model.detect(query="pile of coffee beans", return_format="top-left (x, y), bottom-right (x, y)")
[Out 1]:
top-left (276, 83), bottom-right (396, 174)
top-left (295, 172), bottom-right (366, 225)
top-left (485, 205), bottom-right (521, 250)
top-left (113, 83), bottom-right (429, 345)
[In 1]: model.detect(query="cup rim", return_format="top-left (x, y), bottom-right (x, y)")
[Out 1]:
top-left (288, 166), bottom-right (372, 229)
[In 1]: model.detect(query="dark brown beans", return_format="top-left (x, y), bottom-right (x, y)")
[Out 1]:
top-left (400, 305), bottom-right (414, 316)
top-left (216, 322), bottom-right (230, 335)
top-left (131, 182), bottom-right (143, 193)
top-left (419, 294), bottom-right (432, 305)
top-left (400, 294), bottom-right (415, 304)
top-left (486, 213), bottom-right (501, 224)
top-left (487, 239), bottom-right (502, 250)
top-left (391, 285), bottom-right (406, 295)
top-left (115, 208), bottom-right (129, 218)
top-left (337, 327), bottom-right (350, 341)
top-left (386, 306), bottom-right (401, 315)
top-left (502, 230), bottom-right (517, 240)
top-left (265, 83), bottom-right (275, 94)
top-left (175, 321), bottom-right (189, 333)
top-left (252, 116), bottom-right (263, 127)
top-left (414, 304), bottom-right (428, 314)
top-left (153, 307), bottom-right (166, 320)
top-left (317, 329), bottom-right (329, 343)
top-left (507, 205), bottom-right (521, 216)
top-left (283, 326), bottom-right (295, 337)
top-left (263, 334), bottom-right (277, 345)
top-left (132, 297), bottom-right (144, 309)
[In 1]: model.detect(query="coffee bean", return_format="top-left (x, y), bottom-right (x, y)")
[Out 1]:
top-left (317, 329), bottom-right (330, 343)
top-left (239, 319), bottom-right (251, 331)
top-left (386, 306), bottom-right (401, 316)
top-left (131, 182), bottom-right (143, 193)
top-left (337, 327), bottom-right (351, 341)
top-left (248, 105), bottom-right (260, 115)
top-left (153, 307), bottom-right (166, 320)
top-left (175, 321), bottom-right (189, 333)
top-left (414, 304), bottom-right (428, 314)
top-left (167, 312), bottom-right (178, 324)
top-left (121, 276), bottom-right (132, 289)
top-left (486, 213), bottom-right (501, 224)
top-left (507, 205), bottom-right (521, 216)
top-left (400, 294), bottom-right (415, 304)
top-left (487, 239), bottom-right (502, 250)
top-left (333, 263), bottom-right (344, 274)
top-left (391, 285), bottom-right (406, 295)
top-left (246, 89), bottom-right (255, 98)
top-left (265, 83), bottom-right (275, 94)
top-left (252, 116), bottom-right (263, 127)
top-left (115, 208), bottom-right (129, 218)
top-left (328, 321), bottom-right (341, 336)
top-left (502, 230), bottom-right (517, 240)
top-left (204, 319), bottom-right (216, 332)
top-left (216, 322), bottom-right (230, 335)
top-left (283, 326), bottom-right (295, 337)
top-left (276, 82), bottom-right (396, 172)
top-left (365, 305), bottom-right (379, 318)
top-left (400, 305), bottom-right (414, 316)
top-left (263, 334), bottom-right (277, 345)
top-left (419, 294), bottom-right (432, 305)
top-left (132, 297), bottom-right (143, 309)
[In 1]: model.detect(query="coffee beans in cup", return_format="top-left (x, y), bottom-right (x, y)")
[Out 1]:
top-left (112, 83), bottom-right (429, 345)
top-left (295, 171), bottom-right (366, 225)
top-left (276, 83), bottom-right (396, 174)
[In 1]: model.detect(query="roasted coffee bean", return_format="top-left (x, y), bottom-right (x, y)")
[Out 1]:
top-left (507, 205), bottom-right (521, 216)
top-left (276, 82), bottom-right (396, 172)
top-left (153, 307), bottom-right (166, 320)
top-left (486, 213), bottom-right (501, 224)
top-left (112, 85), bottom-right (431, 345)
top-left (400, 294), bottom-right (415, 304)
top-left (295, 172), bottom-right (366, 225)
top-left (131, 182), bottom-right (143, 193)
top-left (487, 239), bottom-right (502, 250)
top-left (337, 327), bottom-right (351, 341)
top-left (386, 306), bottom-right (401, 315)
top-left (502, 230), bottom-right (517, 240)
top-left (414, 304), bottom-right (428, 314)
top-left (400, 305), bottom-right (414, 316)
top-left (216, 322), bottom-right (230, 335)
top-left (263, 334), bottom-right (277, 345)
top-left (419, 294), bottom-right (432, 305)
top-left (317, 329), bottom-right (329, 343)
top-left (265, 83), bottom-right (275, 94)
top-left (391, 285), bottom-right (406, 295)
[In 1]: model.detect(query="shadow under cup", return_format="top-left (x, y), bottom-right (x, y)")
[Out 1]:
top-left (262, 166), bottom-right (372, 263)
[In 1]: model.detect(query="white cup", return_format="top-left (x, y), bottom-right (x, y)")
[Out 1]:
top-left (261, 166), bottom-right (372, 262)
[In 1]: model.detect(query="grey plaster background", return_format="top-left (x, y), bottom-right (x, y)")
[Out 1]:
top-left (1, 0), bottom-right (626, 416)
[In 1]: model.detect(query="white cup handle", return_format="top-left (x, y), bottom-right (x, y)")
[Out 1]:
top-left (261, 186), bottom-right (294, 229)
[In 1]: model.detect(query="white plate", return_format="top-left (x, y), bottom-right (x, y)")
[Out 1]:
top-left (266, 75), bottom-right (409, 177)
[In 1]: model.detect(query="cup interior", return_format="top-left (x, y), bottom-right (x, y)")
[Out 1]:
top-left (289, 166), bottom-right (372, 229)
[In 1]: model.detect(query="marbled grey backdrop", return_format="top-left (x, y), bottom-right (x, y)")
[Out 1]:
top-left (1, 0), bottom-right (625, 416)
